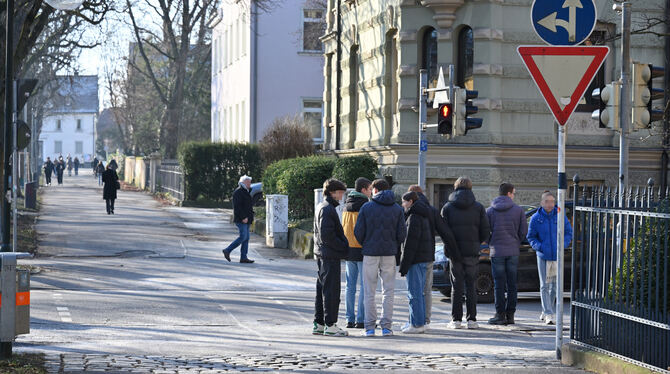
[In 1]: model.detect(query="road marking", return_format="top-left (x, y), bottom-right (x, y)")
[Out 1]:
top-left (267, 296), bottom-right (310, 323)
top-left (56, 307), bottom-right (68, 311)
top-left (204, 294), bottom-right (267, 341)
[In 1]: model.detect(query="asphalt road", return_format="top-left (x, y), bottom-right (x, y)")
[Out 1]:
top-left (14, 170), bottom-right (586, 373)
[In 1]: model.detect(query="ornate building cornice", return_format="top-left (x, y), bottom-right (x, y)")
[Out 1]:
top-left (421, 0), bottom-right (465, 29)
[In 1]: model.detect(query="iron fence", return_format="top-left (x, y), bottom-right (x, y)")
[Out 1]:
top-left (571, 177), bottom-right (670, 373)
top-left (157, 160), bottom-right (184, 201)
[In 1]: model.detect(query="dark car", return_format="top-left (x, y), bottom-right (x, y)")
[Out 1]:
top-left (432, 204), bottom-right (574, 303)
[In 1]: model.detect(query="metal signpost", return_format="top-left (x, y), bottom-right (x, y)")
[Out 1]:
top-left (522, 0), bottom-right (604, 360)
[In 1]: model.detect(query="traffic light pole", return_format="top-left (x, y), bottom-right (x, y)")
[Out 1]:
top-left (556, 121), bottom-right (566, 360)
top-left (618, 2), bottom-right (631, 208)
top-left (418, 69), bottom-right (427, 191)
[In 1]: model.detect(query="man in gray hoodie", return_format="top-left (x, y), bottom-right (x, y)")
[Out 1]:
top-left (486, 182), bottom-right (528, 325)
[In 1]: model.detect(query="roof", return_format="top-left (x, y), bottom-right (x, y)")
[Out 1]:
top-left (45, 75), bottom-right (99, 114)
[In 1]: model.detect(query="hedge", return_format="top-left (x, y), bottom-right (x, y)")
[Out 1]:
top-left (178, 141), bottom-right (262, 202)
top-left (332, 155), bottom-right (378, 187)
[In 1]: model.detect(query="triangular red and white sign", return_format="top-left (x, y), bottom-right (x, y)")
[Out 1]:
top-left (517, 46), bottom-right (609, 126)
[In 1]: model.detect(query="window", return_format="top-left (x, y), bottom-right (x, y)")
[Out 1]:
top-left (384, 30), bottom-right (398, 145)
top-left (56, 119), bottom-right (62, 131)
top-left (457, 26), bottom-right (474, 90)
top-left (303, 99), bottom-right (323, 140)
top-left (54, 141), bottom-right (62, 154)
top-left (433, 182), bottom-right (456, 208)
top-left (348, 45), bottom-right (359, 148)
top-left (75, 141), bottom-right (83, 154)
top-left (302, 9), bottom-right (326, 52)
top-left (76, 119), bottom-right (82, 131)
top-left (421, 28), bottom-right (439, 100)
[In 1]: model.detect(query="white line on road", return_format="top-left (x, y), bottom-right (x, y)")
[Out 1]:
top-left (204, 294), bottom-right (267, 341)
top-left (267, 296), bottom-right (310, 323)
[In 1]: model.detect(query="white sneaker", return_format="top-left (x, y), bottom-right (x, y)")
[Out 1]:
top-left (424, 323), bottom-right (430, 332)
top-left (539, 312), bottom-right (547, 321)
top-left (545, 314), bottom-right (555, 325)
top-left (467, 320), bottom-right (479, 329)
top-left (447, 321), bottom-right (463, 329)
top-left (401, 325), bottom-right (426, 334)
top-left (324, 324), bottom-right (349, 336)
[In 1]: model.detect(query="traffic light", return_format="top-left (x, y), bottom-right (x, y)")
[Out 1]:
top-left (647, 64), bottom-right (664, 124)
top-left (15, 79), bottom-right (38, 113)
top-left (632, 63), bottom-right (664, 130)
top-left (591, 82), bottom-right (620, 130)
top-left (452, 87), bottom-right (483, 137)
top-left (437, 103), bottom-right (453, 135)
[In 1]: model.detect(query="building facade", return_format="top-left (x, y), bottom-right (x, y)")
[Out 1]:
top-left (40, 75), bottom-right (98, 163)
top-left (322, 0), bottom-right (667, 206)
top-left (211, 0), bottom-right (326, 144)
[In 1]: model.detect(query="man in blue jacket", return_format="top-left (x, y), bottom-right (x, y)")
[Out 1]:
top-left (486, 182), bottom-right (528, 325)
top-left (354, 179), bottom-right (406, 337)
top-left (527, 190), bottom-right (573, 325)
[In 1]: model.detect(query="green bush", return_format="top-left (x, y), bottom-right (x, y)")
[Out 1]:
top-left (178, 141), bottom-right (262, 202)
top-left (332, 155), bottom-right (379, 187)
top-left (263, 155), bottom-right (336, 219)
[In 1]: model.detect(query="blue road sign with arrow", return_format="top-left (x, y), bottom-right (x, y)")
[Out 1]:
top-left (531, 0), bottom-right (597, 46)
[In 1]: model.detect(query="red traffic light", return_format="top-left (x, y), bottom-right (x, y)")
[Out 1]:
top-left (439, 104), bottom-right (451, 118)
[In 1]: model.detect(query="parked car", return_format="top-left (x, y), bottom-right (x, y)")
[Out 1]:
top-left (250, 182), bottom-right (263, 206)
top-left (432, 204), bottom-right (575, 303)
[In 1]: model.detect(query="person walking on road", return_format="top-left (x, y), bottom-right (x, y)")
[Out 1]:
top-left (73, 157), bottom-right (80, 176)
top-left (96, 161), bottom-right (105, 186)
top-left (92, 157), bottom-right (99, 177)
top-left (43, 157), bottom-right (54, 186)
top-left (102, 163), bottom-right (119, 215)
top-left (66, 155), bottom-right (73, 176)
top-left (408, 185), bottom-right (459, 329)
top-left (354, 179), bottom-right (406, 337)
top-left (527, 191), bottom-right (573, 325)
top-left (399, 191), bottom-right (433, 334)
top-left (55, 156), bottom-right (66, 185)
top-left (441, 177), bottom-right (490, 329)
top-left (222, 175), bottom-right (255, 264)
top-left (341, 177), bottom-right (371, 329)
top-left (312, 179), bottom-right (349, 337)
top-left (486, 183), bottom-right (528, 326)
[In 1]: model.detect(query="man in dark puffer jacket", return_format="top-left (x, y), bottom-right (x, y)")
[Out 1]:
top-left (441, 177), bottom-right (490, 329)
top-left (313, 179), bottom-right (349, 337)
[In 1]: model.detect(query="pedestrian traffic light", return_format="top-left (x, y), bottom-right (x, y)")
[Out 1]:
top-left (452, 87), bottom-right (483, 137)
top-left (437, 103), bottom-right (453, 135)
top-left (15, 79), bottom-right (38, 113)
top-left (591, 82), bottom-right (620, 130)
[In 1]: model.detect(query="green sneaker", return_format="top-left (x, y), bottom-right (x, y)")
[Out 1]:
top-left (312, 322), bottom-right (325, 335)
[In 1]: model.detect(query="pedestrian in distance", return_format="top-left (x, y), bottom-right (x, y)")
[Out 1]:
top-left (399, 191), bottom-right (433, 334)
top-left (102, 163), bottom-right (119, 215)
top-left (222, 175), bottom-right (255, 264)
top-left (354, 179), bottom-right (406, 337)
top-left (440, 177), bottom-right (490, 329)
top-left (486, 182), bottom-right (528, 325)
top-left (341, 177), bottom-right (372, 329)
top-left (527, 190), bottom-right (573, 325)
top-left (73, 157), bottom-right (80, 176)
top-left (96, 161), bottom-right (105, 186)
top-left (55, 156), bottom-right (66, 185)
top-left (66, 155), bottom-right (73, 176)
top-left (92, 157), bottom-right (99, 177)
top-left (43, 157), bottom-right (54, 186)
top-left (408, 185), bottom-right (460, 329)
top-left (312, 178), bottom-right (349, 337)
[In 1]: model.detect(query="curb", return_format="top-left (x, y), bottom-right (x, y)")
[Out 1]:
top-left (561, 343), bottom-right (660, 374)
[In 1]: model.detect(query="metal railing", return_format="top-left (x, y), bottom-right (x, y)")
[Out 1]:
top-left (571, 177), bottom-right (670, 373)
top-left (157, 160), bottom-right (184, 201)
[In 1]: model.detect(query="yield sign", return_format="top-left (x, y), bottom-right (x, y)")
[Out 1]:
top-left (517, 46), bottom-right (609, 125)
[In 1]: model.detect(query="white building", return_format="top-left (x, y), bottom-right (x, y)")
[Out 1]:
top-left (211, 0), bottom-right (325, 144)
top-left (40, 75), bottom-right (98, 163)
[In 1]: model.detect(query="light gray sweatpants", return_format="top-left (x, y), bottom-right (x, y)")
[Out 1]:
top-left (363, 255), bottom-right (396, 330)
top-left (424, 261), bottom-right (434, 324)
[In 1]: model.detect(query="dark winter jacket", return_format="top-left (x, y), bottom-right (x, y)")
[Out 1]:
top-left (416, 193), bottom-right (460, 262)
top-left (92, 158), bottom-right (98, 169)
top-left (399, 201), bottom-right (433, 276)
top-left (440, 188), bottom-right (491, 259)
top-left (354, 190), bottom-right (407, 257)
top-left (314, 195), bottom-right (349, 260)
top-left (527, 206), bottom-right (573, 261)
top-left (486, 196), bottom-right (528, 257)
top-left (55, 161), bottom-right (65, 175)
top-left (232, 185), bottom-right (254, 224)
top-left (74, 158), bottom-right (80, 168)
top-left (43, 161), bottom-right (54, 174)
top-left (341, 191), bottom-right (369, 262)
top-left (96, 163), bottom-right (105, 174)
top-left (102, 169), bottom-right (119, 200)
top-left (109, 159), bottom-right (118, 171)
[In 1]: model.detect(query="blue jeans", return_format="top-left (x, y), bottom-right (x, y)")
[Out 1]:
top-left (491, 256), bottom-right (519, 315)
top-left (345, 261), bottom-right (365, 324)
top-left (225, 223), bottom-right (250, 260)
top-left (406, 262), bottom-right (428, 327)
top-left (537, 256), bottom-right (556, 315)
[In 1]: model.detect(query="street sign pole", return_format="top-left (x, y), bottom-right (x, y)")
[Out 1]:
top-left (418, 69), bottom-right (427, 190)
top-left (618, 2), bottom-right (631, 208)
top-left (556, 121), bottom-right (566, 359)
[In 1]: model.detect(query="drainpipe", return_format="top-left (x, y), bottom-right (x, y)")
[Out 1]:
top-left (334, 0), bottom-right (341, 150)
top-left (661, 0), bottom-right (670, 197)
top-left (250, 1), bottom-right (259, 143)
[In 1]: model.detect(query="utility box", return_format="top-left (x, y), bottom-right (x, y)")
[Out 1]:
top-left (266, 195), bottom-right (288, 248)
top-left (0, 253), bottom-right (31, 342)
top-left (24, 182), bottom-right (37, 210)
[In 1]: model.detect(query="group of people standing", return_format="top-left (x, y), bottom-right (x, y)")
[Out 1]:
top-left (43, 154), bottom-right (82, 185)
top-left (312, 176), bottom-right (573, 337)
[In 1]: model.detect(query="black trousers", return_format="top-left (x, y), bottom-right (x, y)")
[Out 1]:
top-left (314, 257), bottom-right (341, 326)
top-left (105, 199), bottom-right (115, 213)
top-left (57, 171), bottom-right (63, 184)
top-left (45, 172), bottom-right (51, 185)
top-left (450, 256), bottom-right (479, 322)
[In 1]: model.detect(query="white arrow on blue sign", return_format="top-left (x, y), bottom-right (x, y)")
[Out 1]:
top-left (531, 0), bottom-right (597, 46)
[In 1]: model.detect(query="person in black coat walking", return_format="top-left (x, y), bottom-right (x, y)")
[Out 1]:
top-left (440, 177), bottom-right (491, 329)
top-left (312, 178), bottom-right (349, 337)
top-left (96, 161), bottom-right (105, 186)
top-left (222, 175), bottom-right (255, 263)
top-left (55, 157), bottom-right (65, 185)
top-left (73, 157), bottom-right (80, 175)
top-left (399, 192), bottom-right (434, 334)
top-left (43, 157), bottom-right (54, 186)
top-left (102, 163), bottom-right (119, 214)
